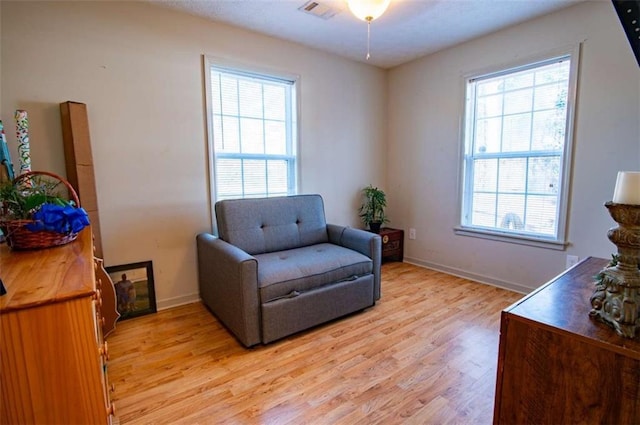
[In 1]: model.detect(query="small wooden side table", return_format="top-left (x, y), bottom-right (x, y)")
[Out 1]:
top-left (378, 227), bottom-right (404, 263)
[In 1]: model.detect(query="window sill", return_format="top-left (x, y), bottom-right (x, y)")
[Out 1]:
top-left (453, 226), bottom-right (568, 251)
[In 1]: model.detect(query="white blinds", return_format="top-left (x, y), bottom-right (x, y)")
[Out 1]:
top-left (464, 56), bottom-right (572, 239)
top-left (210, 68), bottom-right (296, 200)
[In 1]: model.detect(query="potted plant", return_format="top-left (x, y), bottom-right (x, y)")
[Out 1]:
top-left (358, 185), bottom-right (388, 233)
top-left (0, 171), bottom-right (89, 249)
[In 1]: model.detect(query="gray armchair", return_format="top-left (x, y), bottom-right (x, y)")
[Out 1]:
top-left (196, 194), bottom-right (381, 347)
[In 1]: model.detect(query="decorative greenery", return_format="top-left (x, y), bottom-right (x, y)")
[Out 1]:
top-left (358, 185), bottom-right (389, 228)
top-left (0, 175), bottom-right (89, 234)
top-left (0, 177), bottom-right (70, 220)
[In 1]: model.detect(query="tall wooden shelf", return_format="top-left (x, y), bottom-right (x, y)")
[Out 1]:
top-left (493, 257), bottom-right (640, 424)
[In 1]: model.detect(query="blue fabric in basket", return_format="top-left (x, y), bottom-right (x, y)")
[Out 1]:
top-left (26, 204), bottom-right (90, 234)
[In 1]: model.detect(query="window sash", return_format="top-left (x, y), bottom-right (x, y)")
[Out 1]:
top-left (459, 51), bottom-right (578, 247)
top-left (208, 64), bottom-right (297, 201)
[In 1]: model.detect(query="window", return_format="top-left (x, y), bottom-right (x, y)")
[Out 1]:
top-left (206, 61), bottom-right (298, 201)
top-left (457, 51), bottom-right (579, 248)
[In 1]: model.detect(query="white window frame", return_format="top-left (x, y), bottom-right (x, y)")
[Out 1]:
top-left (455, 46), bottom-right (581, 250)
top-left (203, 56), bottom-right (301, 226)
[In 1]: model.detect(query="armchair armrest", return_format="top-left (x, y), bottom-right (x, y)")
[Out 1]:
top-left (196, 233), bottom-right (261, 347)
top-left (327, 224), bottom-right (382, 301)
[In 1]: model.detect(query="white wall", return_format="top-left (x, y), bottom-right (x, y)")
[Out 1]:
top-left (3, 1), bottom-right (638, 303)
top-left (1, 1), bottom-right (387, 308)
top-left (387, 1), bottom-right (640, 292)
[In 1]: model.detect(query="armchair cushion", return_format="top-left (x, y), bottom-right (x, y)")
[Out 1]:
top-left (215, 195), bottom-right (329, 255)
top-left (256, 243), bottom-right (373, 303)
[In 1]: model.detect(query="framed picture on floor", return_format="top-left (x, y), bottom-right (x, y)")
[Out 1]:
top-left (106, 260), bottom-right (157, 321)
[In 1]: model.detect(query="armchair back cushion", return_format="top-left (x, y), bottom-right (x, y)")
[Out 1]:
top-left (216, 194), bottom-right (329, 255)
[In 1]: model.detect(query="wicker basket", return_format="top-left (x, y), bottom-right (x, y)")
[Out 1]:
top-left (0, 171), bottom-right (82, 250)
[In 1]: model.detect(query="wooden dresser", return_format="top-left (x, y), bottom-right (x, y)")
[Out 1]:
top-left (493, 257), bottom-right (640, 424)
top-left (0, 228), bottom-right (116, 424)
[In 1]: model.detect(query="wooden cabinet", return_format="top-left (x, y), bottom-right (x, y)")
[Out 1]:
top-left (493, 257), bottom-right (640, 424)
top-left (379, 228), bottom-right (404, 262)
top-left (0, 229), bottom-right (116, 424)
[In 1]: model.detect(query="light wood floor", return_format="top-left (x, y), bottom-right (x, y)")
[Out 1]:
top-left (108, 262), bottom-right (522, 424)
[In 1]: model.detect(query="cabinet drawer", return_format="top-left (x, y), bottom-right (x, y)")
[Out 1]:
top-left (378, 228), bottom-right (404, 262)
top-left (383, 240), bottom-right (401, 252)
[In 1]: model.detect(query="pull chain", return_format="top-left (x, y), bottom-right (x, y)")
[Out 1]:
top-left (366, 17), bottom-right (372, 60)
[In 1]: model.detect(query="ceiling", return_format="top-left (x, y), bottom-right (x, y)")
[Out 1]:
top-left (150, 0), bottom-right (591, 68)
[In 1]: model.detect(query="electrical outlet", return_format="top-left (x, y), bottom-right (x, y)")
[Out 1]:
top-left (566, 255), bottom-right (579, 269)
top-left (409, 228), bottom-right (416, 240)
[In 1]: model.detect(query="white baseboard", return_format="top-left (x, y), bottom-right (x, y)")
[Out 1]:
top-left (403, 257), bottom-right (532, 295)
top-left (155, 261), bottom-right (531, 311)
top-left (156, 292), bottom-right (201, 311)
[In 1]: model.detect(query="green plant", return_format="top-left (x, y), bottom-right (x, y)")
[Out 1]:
top-left (358, 185), bottom-right (389, 229)
top-left (0, 177), bottom-right (70, 220)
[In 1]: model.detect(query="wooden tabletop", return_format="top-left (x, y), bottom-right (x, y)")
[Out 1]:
top-left (0, 228), bottom-right (95, 313)
top-left (505, 256), bottom-right (640, 357)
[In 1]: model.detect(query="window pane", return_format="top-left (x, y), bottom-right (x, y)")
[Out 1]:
top-left (476, 94), bottom-right (503, 119)
top-left (504, 72), bottom-right (533, 91)
top-left (219, 116), bottom-right (240, 153)
top-left (216, 158), bottom-right (243, 198)
top-left (267, 160), bottom-right (288, 196)
top-left (528, 157), bottom-right (560, 194)
top-left (471, 193), bottom-right (496, 227)
top-left (211, 72), bottom-right (222, 115)
top-left (477, 79), bottom-right (502, 96)
top-left (498, 158), bottom-right (526, 193)
top-left (243, 160), bottom-right (267, 196)
top-left (526, 195), bottom-right (557, 235)
top-left (502, 113), bottom-right (531, 152)
top-left (534, 84), bottom-right (567, 111)
top-left (265, 121), bottom-right (286, 155)
top-left (503, 88), bottom-right (533, 115)
top-left (531, 110), bottom-right (565, 151)
top-left (239, 80), bottom-right (263, 119)
top-left (497, 194), bottom-right (525, 230)
top-left (220, 75), bottom-right (238, 116)
top-left (213, 115), bottom-right (223, 151)
top-left (475, 117), bottom-right (502, 153)
top-left (473, 159), bottom-right (498, 191)
top-left (264, 85), bottom-right (286, 121)
top-left (535, 61), bottom-right (570, 85)
top-left (240, 118), bottom-right (264, 154)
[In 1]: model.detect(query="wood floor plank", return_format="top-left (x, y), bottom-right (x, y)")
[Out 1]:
top-left (108, 262), bottom-right (522, 424)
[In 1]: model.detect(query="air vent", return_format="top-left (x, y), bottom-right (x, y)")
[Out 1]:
top-left (298, 1), bottom-right (340, 20)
